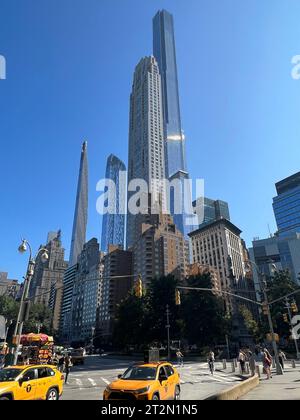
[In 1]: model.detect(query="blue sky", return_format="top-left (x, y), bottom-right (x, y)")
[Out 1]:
top-left (1, 0), bottom-right (300, 281)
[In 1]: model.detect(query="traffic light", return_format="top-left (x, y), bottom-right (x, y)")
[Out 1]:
top-left (135, 275), bottom-right (143, 298)
top-left (175, 289), bottom-right (181, 306)
top-left (262, 302), bottom-right (269, 316)
top-left (283, 313), bottom-right (289, 323)
top-left (291, 302), bottom-right (298, 313)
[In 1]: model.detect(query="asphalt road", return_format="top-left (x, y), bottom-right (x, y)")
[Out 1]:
top-left (61, 355), bottom-right (243, 400)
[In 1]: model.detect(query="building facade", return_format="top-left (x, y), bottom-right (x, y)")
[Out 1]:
top-left (69, 141), bottom-right (88, 266)
top-left (0, 272), bottom-right (20, 299)
top-left (132, 198), bottom-right (189, 285)
top-left (59, 264), bottom-right (78, 343)
top-left (189, 219), bottom-right (257, 344)
top-left (249, 233), bottom-right (300, 287)
top-left (126, 56), bottom-right (166, 249)
top-left (70, 239), bottom-right (104, 344)
top-left (188, 263), bottom-right (222, 294)
top-left (101, 154), bottom-right (126, 253)
top-left (273, 171), bottom-right (300, 237)
top-left (29, 231), bottom-right (68, 306)
top-left (97, 245), bottom-right (133, 342)
top-left (28, 231), bottom-right (68, 332)
top-left (189, 219), bottom-right (245, 294)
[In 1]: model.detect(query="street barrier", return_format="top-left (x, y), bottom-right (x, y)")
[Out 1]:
top-left (205, 374), bottom-right (260, 400)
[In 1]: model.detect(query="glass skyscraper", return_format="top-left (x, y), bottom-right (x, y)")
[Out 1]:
top-left (153, 10), bottom-right (192, 239)
top-left (69, 141), bottom-right (88, 267)
top-left (273, 171), bottom-right (300, 237)
top-left (193, 197), bottom-right (230, 229)
top-left (101, 154), bottom-right (126, 253)
top-left (153, 9), bottom-right (186, 177)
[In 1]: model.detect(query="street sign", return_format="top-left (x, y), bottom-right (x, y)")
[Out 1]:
top-left (0, 316), bottom-right (6, 339)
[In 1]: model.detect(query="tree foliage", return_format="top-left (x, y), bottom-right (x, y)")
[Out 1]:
top-left (113, 274), bottom-right (230, 350)
top-left (0, 296), bottom-right (52, 341)
top-left (266, 270), bottom-right (300, 339)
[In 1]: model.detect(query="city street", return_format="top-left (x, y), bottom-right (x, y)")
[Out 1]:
top-left (61, 356), bottom-right (244, 400)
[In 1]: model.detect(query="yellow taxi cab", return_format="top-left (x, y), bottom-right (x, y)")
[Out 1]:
top-left (103, 362), bottom-right (181, 401)
top-left (0, 365), bottom-right (64, 400)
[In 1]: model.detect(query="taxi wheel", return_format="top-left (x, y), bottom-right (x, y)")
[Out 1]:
top-left (46, 388), bottom-right (59, 401)
top-left (174, 386), bottom-right (180, 400)
top-left (152, 393), bottom-right (160, 400)
top-left (0, 397), bottom-right (10, 400)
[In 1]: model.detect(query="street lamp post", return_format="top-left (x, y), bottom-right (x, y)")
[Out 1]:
top-left (247, 260), bottom-right (283, 376)
top-left (13, 239), bottom-right (49, 365)
top-left (166, 305), bottom-right (171, 361)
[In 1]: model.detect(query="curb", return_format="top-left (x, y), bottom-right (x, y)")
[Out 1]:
top-left (204, 375), bottom-right (260, 400)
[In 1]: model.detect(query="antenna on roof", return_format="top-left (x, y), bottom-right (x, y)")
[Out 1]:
top-left (268, 224), bottom-right (272, 238)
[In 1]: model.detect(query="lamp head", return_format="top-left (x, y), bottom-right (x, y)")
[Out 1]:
top-left (41, 250), bottom-right (49, 264)
top-left (18, 240), bottom-right (27, 254)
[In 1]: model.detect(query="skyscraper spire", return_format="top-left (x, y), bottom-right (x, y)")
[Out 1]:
top-left (69, 140), bottom-right (88, 266)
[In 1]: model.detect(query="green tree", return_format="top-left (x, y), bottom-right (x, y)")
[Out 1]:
top-left (146, 276), bottom-right (183, 345)
top-left (113, 293), bottom-right (148, 349)
top-left (266, 270), bottom-right (300, 340)
top-left (239, 305), bottom-right (261, 343)
top-left (181, 274), bottom-right (230, 348)
top-left (0, 296), bottom-right (19, 342)
top-left (0, 296), bottom-right (52, 339)
top-left (23, 303), bottom-right (52, 335)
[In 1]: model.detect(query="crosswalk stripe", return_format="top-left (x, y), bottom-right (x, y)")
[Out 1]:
top-left (101, 377), bottom-right (110, 385)
top-left (88, 378), bottom-right (97, 387)
top-left (75, 379), bottom-right (83, 389)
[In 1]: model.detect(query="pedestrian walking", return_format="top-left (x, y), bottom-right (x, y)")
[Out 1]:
top-left (262, 348), bottom-right (272, 380)
top-left (207, 351), bottom-right (215, 375)
top-left (278, 350), bottom-right (286, 371)
top-left (58, 355), bottom-right (64, 372)
top-left (64, 355), bottom-right (72, 384)
top-left (246, 349), bottom-right (256, 377)
top-left (176, 350), bottom-right (184, 367)
top-left (238, 349), bottom-right (246, 374)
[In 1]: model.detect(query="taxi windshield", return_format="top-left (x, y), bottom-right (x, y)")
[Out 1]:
top-left (0, 368), bottom-right (23, 382)
top-left (121, 366), bottom-right (157, 381)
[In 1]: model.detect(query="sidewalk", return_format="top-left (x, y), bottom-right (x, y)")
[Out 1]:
top-left (240, 368), bottom-right (300, 400)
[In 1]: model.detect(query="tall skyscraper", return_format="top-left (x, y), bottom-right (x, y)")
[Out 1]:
top-left (101, 154), bottom-right (126, 253)
top-left (153, 9), bottom-right (186, 177)
top-left (126, 56), bottom-right (166, 248)
top-left (153, 10), bottom-right (192, 238)
top-left (69, 141), bottom-right (88, 266)
top-left (273, 171), bottom-right (300, 237)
